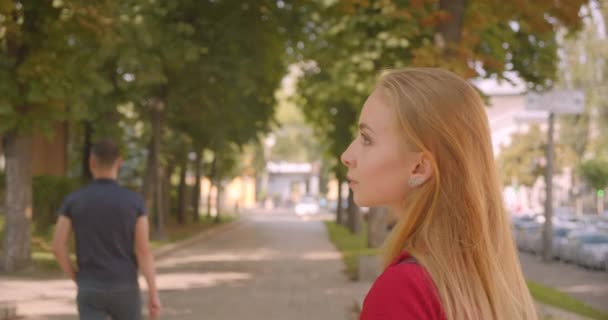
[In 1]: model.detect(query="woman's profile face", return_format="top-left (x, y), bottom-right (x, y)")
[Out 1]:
top-left (341, 88), bottom-right (422, 210)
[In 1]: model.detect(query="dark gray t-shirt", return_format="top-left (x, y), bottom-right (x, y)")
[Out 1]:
top-left (59, 178), bottom-right (146, 287)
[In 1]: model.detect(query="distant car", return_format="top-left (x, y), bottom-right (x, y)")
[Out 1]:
top-left (515, 224), bottom-right (542, 252)
top-left (511, 214), bottom-right (544, 230)
top-left (530, 226), bottom-right (573, 258)
top-left (559, 231), bottom-right (604, 264)
top-left (295, 196), bottom-right (320, 215)
top-left (577, 233), bottom-right (608, 270)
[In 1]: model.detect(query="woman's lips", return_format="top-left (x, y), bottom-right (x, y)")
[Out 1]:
top-left (347, 176), bottom-right (358, 187)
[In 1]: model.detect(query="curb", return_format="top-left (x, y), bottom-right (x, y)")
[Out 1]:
top-left (536, 302), bottom-right (595, 320)
top-left (153, 219), bottom-right (242, 260)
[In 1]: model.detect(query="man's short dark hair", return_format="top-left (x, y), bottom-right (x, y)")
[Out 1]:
top-left (91, 139), bottom-right (120, 167)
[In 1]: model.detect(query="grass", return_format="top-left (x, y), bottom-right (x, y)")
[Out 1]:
top-left (324, 221), bottom-right (608, 320)
top-left (528, 281), bottom-right (608, 320)
top-left (0, 213), bottom-right (237, 276)
top-left (324, 221), bottom-right (378, 280)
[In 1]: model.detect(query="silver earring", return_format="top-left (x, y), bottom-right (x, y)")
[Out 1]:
top-left (408, 177), bottom-right (424, 187)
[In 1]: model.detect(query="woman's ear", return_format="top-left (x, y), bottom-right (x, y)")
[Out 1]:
top-left (408, 153), bottom-right (434, 187)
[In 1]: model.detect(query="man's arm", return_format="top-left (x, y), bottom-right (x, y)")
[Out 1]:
top-left (52, 215), bottom-right (77, 282)
top-left (135, 216), bottom-right (161, 318)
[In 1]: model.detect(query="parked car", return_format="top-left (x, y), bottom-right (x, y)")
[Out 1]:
top-left (558, 230), bottom-right (603, 264)
top-left (576, 233), bottom-right (608, 269)
top-left (515, 224), bottom-right (542, 252)
top-left (530, 226), bottom-right (573, 258)
top-left (511, 214), bottom-right (544, 230)
top-left (294, 196), bottom-right (320, 215)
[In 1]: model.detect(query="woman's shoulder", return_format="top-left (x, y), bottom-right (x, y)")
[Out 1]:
top-left (360, 253), bottom-right (446, 320)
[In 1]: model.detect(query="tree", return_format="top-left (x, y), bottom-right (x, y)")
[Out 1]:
top-left (270, 90), bottom-right (322, 163)
top-left (551, 0), bottom-right (607, 212)
top-left (0, 1), bottom-right (119, 271)
top-left (293, 0), bottom-right (590, 232)
top-left (578, 158), bottom-right (608, 214)
top-left (497, 126), bottom-right (547, 188)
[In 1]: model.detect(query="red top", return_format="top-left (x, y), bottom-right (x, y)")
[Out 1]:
top-left (360, 252), bottom-right (447, 320)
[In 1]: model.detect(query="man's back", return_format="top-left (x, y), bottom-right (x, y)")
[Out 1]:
top-left (59, 178), bottom-right (146, 287)
top-left (53, 139), bottom-right (160, 319)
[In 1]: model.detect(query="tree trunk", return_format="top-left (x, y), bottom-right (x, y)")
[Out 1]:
top-left (142, 140), bottom-right (154, 218)
top-left (214, 153), bottom-right (222, 223)
top-left (437, 0), bottom-right (466, 44)
top-left (192, 150), bottom-right (202, 222)
top-left (347, 188), bottom-right (362, 234)
top-left (367, 207), bottom-right (389, 248)
top-left (2, 133), bottom-right (33, 272)
top-left (336, 176), bottom-right (345, 225)
top-left (148, 100), bottom-right (165, 239)
top-left (81, 121), bottom-right (93, 182)
top-left (215, 180), bottom-right (222, 223)
top-left (436, 0), bottom-right (466, 58)
top-left (163, 163), bottom-right (174, 224)
top-left (176, 158), bottom-right (187, 225)
top-left (207, 153), bottom-right (217, 219)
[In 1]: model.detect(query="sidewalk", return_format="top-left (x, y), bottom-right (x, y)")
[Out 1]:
top-left (0, 210), bottom-right (369, 319)
top-left (0, 220), bottom-right (240, 320)
top-left (519, 252), bottom-right (608, 315)
top-left (2, 210), bottom-right (605, 319)
top-left (150, 209), bottom-right (369, 319)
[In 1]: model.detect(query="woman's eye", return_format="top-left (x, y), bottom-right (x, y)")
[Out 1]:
top-left (361, 133), bottom-right (372, 146)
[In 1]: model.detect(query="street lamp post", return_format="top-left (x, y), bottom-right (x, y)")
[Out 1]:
top-left (542, 112), bottom-right (555, 262)
top-left (526, 90), bottom-right (584, 262)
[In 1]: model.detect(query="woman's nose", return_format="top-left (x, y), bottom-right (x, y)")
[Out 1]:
top-left (341, 148), bottom-right (354, 168)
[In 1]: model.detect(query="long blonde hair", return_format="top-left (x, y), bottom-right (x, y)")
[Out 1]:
top-left (378, 68), bottom-right (537, 320)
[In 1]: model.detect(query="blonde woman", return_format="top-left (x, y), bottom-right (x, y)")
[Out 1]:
top-left (341, 68), bottom-right (537, 320)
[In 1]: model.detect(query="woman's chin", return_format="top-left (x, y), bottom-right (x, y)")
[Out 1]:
top-left (353, 194), bottom-right (372, 208)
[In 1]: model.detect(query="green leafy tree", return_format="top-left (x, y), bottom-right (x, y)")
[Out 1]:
top-left (578, 157), bottom-right (608, 213)
top-left (293, 0), bottom-right (590, 233)
top-left (0, 1), bottom-right (119, 271)
top-left (554, 0), bottom-right (608, 208)
top-left (497, 126), bottom-right (547, 188)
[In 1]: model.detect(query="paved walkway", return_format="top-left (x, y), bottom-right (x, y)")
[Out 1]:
top-left (151, 210), bottom-right (369, 320)
top-left (0, 209), bottom-right (369, 319)
top-left (1, 209), bottom-right (606, 319)
top-left (519, 251), bottom-right (608, 314)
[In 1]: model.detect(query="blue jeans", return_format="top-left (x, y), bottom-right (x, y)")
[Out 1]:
top-left (77, 283), bottom-right (142, 320)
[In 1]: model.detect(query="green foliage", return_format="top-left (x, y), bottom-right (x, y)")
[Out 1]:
top-left (0, 1), bottom-right (120, 136)
top-left (557, 2), bottom-right (608, 166)
top-left (293, 0), bottom-right (588, 182)
top-left (527, 280), bottom-right (608, 320)
top-left (493, 118), bottom-right (580, 187)
top-left (211, 143), bottom-right (243, 183)
top-left (497, 126), bottom-right (547, 187)
top-left (32, 175), bottom-right (82, 236)
top-left (270, 89), bottom-right (323, 162)
top-left (324, 221), bottom-right (377, 280)
top-left (578, 158), bottom-right (608, 191)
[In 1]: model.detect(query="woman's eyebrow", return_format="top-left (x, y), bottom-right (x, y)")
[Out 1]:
top-left (359, 122), bottom-right (374, 133)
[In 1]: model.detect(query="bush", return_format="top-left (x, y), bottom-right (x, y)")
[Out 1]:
top-left (33, 175), bottom-right (82, 236)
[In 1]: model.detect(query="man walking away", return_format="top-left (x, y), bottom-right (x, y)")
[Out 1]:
top-left (52, 139), bottom-right (161, 319)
